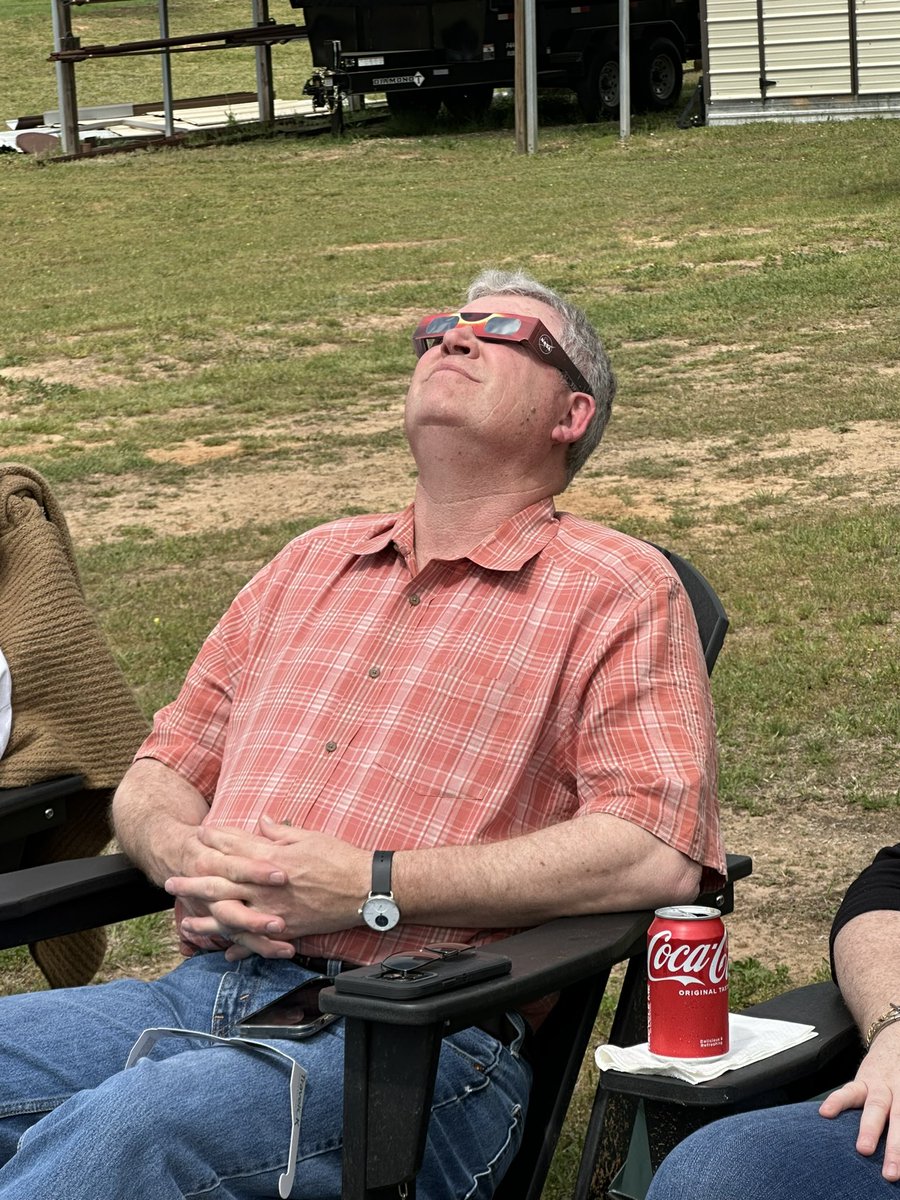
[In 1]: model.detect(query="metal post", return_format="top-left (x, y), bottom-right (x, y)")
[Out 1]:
top-left (524, 0), bottom-right (537, 153)
top-left (157, 0), bottom-right (175, 136)
top-left (618, 0), bottom-right (631, 139)
top-left (514, 0), bottom-right (538, 153)
top-left (50, 0), bottom-right (80, 155)
top-left (252, 0), bottom-right (275, 124)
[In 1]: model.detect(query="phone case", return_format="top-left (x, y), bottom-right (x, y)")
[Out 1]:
top-left (236, 976), bottom-right (336, 1040)
top-left (334, 949), bottom-right (511, 999)
top-left (236, 1012), bottom-right (340, 1040)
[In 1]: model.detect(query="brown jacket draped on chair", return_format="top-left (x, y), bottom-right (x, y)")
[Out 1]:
top-left (0, 464), bottom-right (150, 988)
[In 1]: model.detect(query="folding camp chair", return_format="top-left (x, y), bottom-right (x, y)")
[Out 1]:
top-left (0, 544), bottom-right (740, 1199)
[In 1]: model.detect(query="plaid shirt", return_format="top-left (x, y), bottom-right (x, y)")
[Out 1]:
top-left (137, 499), bottom-right (724, 966)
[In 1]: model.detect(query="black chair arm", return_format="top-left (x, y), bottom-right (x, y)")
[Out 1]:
top-left (324, 910), bottom-right (653, 1200)
top-left (0, 775), bottom-right (85, 824)
top-left (322, 910), bottom-right (652, 1028)
top-left (0, 775), bottom-right (86, 870)
top-left (598, 980), bottom-right (858, 1110)
top-left (0, 852), bottom-right (172, 950)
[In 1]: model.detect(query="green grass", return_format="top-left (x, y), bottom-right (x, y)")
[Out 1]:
top-left (2, 5), bottom-right (899, 1192)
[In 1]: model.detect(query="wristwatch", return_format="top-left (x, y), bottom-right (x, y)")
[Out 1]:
top-left (359, 850), bottom-right (400, 932)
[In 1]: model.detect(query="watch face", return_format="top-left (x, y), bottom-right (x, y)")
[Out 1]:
top-left (362, 896), bottom-right (400, 932)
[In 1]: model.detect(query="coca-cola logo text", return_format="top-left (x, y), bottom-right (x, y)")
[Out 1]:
top-left (647, 929), bottom-right (728, 987)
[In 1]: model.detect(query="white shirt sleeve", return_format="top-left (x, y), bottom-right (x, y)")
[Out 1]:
top-left (0, 648), bottom-right (11, 759)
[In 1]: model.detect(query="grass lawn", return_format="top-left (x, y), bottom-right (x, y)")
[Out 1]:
top-left (1, 1), bottom-right (899, 1193)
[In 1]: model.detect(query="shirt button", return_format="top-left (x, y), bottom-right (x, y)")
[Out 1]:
top-left (368, 666), bottom-right (381, 678)
top-left (325, 740), bottom-right (337, 753)
top-left (408, 594), bottom-right (421, 606)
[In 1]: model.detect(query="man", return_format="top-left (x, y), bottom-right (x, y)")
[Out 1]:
top-left (645, 844), bottom-right (900, 1199)
top-left (0, 269), bottom-right (724, 1199)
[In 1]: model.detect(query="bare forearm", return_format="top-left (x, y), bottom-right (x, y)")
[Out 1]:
top-left (821, 911), bottom-right (900, 1179)
top-left (833, 910), bottom-right (900, 1034)
top-left (393, 812), bottom-right (701, 928)
top-left (112, 757), bottom-right (210, 886)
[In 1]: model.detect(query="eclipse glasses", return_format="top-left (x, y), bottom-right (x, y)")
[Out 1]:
top-left (378, 941), bottom-right (471, 980)
top-left (413, 311), bottom-right (592, 397)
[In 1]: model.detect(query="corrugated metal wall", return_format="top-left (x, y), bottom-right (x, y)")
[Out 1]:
top-left (704, 0), bottom-right (900, 113)
top-left (858, 0), bottom-right (900, 92)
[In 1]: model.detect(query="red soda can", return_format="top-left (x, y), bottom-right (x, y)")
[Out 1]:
top-left (647, 905), bottom-right (729, 1058)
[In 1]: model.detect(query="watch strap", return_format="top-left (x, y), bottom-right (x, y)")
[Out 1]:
top-left (371, 850), bottom-right (394, 897)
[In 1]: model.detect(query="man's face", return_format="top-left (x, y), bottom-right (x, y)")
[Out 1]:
top-left (404, 294), bottom-right (582, 465)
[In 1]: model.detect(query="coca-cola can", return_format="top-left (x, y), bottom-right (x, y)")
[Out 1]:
top-left (647, 904), bottom-right (729, 1059)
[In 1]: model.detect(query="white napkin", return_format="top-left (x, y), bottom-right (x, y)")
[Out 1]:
top-left (595, 1012), bottom-right (818, 1084)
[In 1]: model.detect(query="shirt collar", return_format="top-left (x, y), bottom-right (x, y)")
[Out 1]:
top-left (349, 498), bottom-right (560, 572)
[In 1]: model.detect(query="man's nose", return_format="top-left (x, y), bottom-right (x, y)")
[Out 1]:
top-left (441, 324), bottom-right (481, 355)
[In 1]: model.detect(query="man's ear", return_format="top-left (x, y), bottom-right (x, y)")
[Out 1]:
top-left (551, 392), bottom-right (596, 445)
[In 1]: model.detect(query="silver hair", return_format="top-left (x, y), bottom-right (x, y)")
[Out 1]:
top-left (466, 268), bottom-right (616, 485)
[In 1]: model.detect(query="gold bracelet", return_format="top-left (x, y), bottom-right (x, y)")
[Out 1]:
top-left (865, 1002), bottom-right (900, 1050)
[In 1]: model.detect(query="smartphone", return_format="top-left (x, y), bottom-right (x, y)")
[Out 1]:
top-left (237, 975), bottom-right (339, 1040)
top-left (334, 949), bottom-right (511, 1000)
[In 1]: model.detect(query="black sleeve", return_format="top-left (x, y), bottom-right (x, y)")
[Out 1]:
top-left (830, 844), bottom-right (900, 982)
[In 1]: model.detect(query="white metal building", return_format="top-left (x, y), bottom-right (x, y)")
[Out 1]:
top-left (702, 0), bottom-right (900, 123)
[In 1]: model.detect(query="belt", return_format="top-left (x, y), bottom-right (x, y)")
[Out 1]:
top-left (292, 954), bottom-right (352, 975)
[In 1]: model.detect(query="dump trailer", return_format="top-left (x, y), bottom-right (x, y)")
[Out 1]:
top-left (290, 0), bottom-right (701, 121)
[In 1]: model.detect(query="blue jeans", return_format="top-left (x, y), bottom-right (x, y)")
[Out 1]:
top-left (645, 1100), bottom-right (898, 1199)
top-left (0, 953), bottom-right (531, 1199)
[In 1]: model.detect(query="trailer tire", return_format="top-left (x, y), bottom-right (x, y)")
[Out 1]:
top-left (442, 85), bottom-right (494, 122)
top-left (577, 44), bottom-right (620, 121)
top-left (385, 90), bottom-right (442, 122)
top-left (637, 38), bottom-right (683, 111)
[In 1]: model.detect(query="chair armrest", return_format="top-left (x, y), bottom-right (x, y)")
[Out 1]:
top-left (327, 911), bottom-right (653, 1199)
top-left (597, 981), bottom-right (859, 1108)
top-left (321, 910), bottom-right (653, 1027)
top-left (0, 852), bottom-right (172, 949)
top-left (0, 775), bottom-right (85, 855)
top-left (723, 853), bottom-right (752, 884)
top-left (0, 775), bottom-right (85, 820)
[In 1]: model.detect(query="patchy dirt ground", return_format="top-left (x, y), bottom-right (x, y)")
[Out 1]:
top-left (44, 416), bottom-right (900, 553)
top-left (722, 803), bottom-right (898, 981)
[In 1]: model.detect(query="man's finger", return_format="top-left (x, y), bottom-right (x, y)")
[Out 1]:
top-left (179, 899), bottom-right (286, 938)
top-left (198, 824), bottom-right (273, 857)
top-left (165, 874), bottom-right (246, 902)
top-left (819, 1080), bottom-right (867, 1117)
top-left (207, 898), bottom-right (285, 935)
top-left (881, 1111), bottom-right (900, 1182)
top-left (856, 1087), bottom-right (894, 1157)
top-left (224, 933), bottom-right (296, 961)
top-left (193, 840), bottom-right (287, 886)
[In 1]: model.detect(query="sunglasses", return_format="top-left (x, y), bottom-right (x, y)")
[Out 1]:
top-left (413, 311), bottom-right (592, 396)
top-left (379, 941), bottom-right (472, 980)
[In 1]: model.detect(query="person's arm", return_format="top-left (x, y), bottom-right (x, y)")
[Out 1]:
top-left (113, 757), bottom-right (213, 886)
top-left (393, 811), bottom-right (700, 923)
top-left (113, 758), bottom-right (292, 956)
top-left (169, 810), bottom-right (699, 958)
top-left (819, 846), bottom-right (900, 1180)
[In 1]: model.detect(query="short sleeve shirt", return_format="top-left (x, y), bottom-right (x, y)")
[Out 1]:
top-left (136, 499), bottom-right (724, 965)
